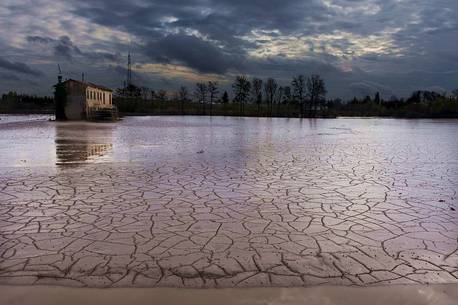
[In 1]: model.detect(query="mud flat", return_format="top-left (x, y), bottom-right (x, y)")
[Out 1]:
top-left (0, 115), bottom-right (457, 289)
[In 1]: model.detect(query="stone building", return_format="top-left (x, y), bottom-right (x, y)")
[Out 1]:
top-left (58, 79), bottom-right (117, 121)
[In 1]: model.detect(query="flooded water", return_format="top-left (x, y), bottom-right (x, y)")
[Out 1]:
top-left (0, 114), bottom-right (457, 288)
top-left (1, 115), bottom-right (458, 170)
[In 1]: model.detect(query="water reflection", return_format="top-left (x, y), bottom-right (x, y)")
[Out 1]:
top-left (55, 122), bottom-right (114, 166)
top-left (1, 115), bottom-right (458, 170)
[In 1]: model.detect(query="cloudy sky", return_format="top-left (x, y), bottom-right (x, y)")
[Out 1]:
top-left (0, 0), bottom-right (457, 99)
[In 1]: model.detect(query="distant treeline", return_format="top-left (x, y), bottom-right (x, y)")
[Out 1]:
top-left (115, 75), bottom-right (458, 118)
top-left (0, 91), bottom-right (54, 114)
top-left (2, 75), bottom-right (458, 118)
top-left (116, 75), bottom-right (328, 118)
top-left (327, 91), bottom-right (458, 118)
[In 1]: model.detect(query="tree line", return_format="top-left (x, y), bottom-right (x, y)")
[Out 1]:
top-left (182, 74), bottom-right (327, 117)
top-left (114, 76), bottom-right (458, 118)
top-left (115, 74), bottom-right (328, 117)
top-left (2, 77), bottom-right (458, 118)
top-left (0, 91), bottom-right (54, 114)
top-left (326, 90), bottom-right (458, 118)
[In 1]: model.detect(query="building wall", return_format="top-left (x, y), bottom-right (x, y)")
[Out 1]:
top-left (85, 87), bottom-right (112, 111)
top-left (64, 81), bottom-right (85, 120)
top-left (61, 80), bottom-right (113, 120)
top-left (65, 95), bottom-right (85, 120)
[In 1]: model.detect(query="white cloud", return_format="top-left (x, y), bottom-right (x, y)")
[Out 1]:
top-left (243, 28), bottom-right (404, 62)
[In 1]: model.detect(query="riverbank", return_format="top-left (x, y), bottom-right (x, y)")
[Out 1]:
top-left (1, 284), bottom-right (457, 305)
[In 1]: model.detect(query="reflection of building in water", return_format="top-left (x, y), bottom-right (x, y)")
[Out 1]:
top-left (87, 143), bottom-right (112, 158)
top-left (56, 79), bottom-right (117, 121)
top-left (56, 140), bottom-right (112, 164)
top-left (55, 123), bottom-right (113, 166)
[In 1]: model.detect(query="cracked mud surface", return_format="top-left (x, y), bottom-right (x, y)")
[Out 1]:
top-left (0, 116), bottom-right (457, 288)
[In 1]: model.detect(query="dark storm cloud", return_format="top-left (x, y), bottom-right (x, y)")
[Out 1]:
top-left (53, 36), bottom-right (83, 60)
top-left (147, 34), bottom-right (245, 74)
top-left (0, 72), bottom-right (21, 81)
top-left (69, 0), bottom-right (332, 48)
top-left (26, 36), bottom-right (55, 44)
top-left (27, 35), bottom-right (119, 62)
top-left (1, 0), bottom-right (458, 97)
top-left (27, 35), bottom-right (82, 60)
top-left (0, 57), bottom-right (42, 76)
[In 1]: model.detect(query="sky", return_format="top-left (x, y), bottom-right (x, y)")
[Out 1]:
top-left (0, 0), bottom-right (457, 99)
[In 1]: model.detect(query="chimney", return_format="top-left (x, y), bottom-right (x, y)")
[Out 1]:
top-left (82, 73), bottom-right (85, 82)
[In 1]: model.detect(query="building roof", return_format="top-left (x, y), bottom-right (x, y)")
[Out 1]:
top-left (62, 79), bottom-right (113, 92)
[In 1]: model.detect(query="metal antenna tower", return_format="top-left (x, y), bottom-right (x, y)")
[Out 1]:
top-left (127, 51), bottom-right (132, 86)
top-left (57, 64), bottom-right (63, 83)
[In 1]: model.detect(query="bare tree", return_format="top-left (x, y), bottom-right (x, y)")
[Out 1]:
top-left (178, 86), bottom-right (188, 115)
top-left (194, 82), bottom-right (208, 115)
top-left (141, 87), bottom-right (150, 101)
top-left (306, 74), bottom-right (327, 117)
top-left (283, 86), bottom-right (291, 104)
top-left (275, 86), bottom-right (284, 116)
top-left (452, 89), bottom-right (458, 100)
top-left (374, 92), bottom-right (381, 105)
top-left (232, 75), bottom-right (251, 116)
top-left (207, 81), bottom-right (219, 116)
top-left (291, 75), bottom-right (306, 117)
top-left (251, 78), bottom-right (263, 114)
top-left (155, 89), bottom-right (167, 102)
top-left (264, 78), bottom-right (277, 116)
